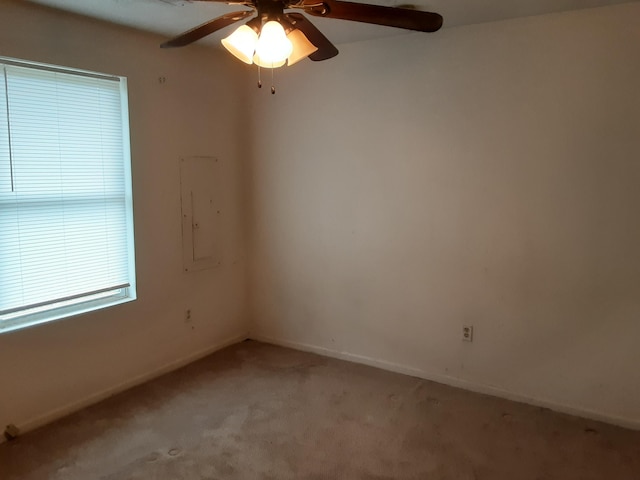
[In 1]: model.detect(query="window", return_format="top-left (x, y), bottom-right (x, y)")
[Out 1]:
top-left (0, 57), bottom-right (136, 333)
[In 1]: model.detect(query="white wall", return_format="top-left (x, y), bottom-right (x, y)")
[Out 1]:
top-left (247, 3), bottom-right (640, 428)
top-left (0, 1), bottom-right (249, 436)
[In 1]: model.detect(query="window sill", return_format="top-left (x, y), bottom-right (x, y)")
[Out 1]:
top-left (0, 294), bottom-right (136, 335)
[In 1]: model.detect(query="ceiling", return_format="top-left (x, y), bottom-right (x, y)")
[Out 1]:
top-left (27, 0), bottom-right (635, 47)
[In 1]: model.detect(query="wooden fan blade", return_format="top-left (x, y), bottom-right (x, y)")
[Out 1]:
top-left (284, 13), bottom-right (339, 61)
top-left (161, 10), bottom-right (254, 48)
top-left (302, 0), bottom-right (442, 32)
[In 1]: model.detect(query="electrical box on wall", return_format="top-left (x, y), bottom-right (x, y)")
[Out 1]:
top-left (180, 156), bottom-right (222, 272)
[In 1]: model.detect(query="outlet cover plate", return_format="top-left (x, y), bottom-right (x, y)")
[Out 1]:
top-left (463, 325), bottom-right (474, 342)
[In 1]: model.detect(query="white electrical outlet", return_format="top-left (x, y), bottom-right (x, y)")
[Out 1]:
top-left (462, 325), bottom-right (474, 342)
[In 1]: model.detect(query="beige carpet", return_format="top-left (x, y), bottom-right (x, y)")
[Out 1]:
top-left (1, 340), bottom-right (639, 479)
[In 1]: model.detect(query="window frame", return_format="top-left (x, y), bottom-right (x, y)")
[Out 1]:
top-left (0, 56), bottom-right (136, 334)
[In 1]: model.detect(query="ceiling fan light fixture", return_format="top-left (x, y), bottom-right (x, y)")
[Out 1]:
top-left (221, 25), bottom-right (258, 64)
top-left (254, 20), bottom-right (293, 67)
top-left (286, 28), bottom-right (318, 66)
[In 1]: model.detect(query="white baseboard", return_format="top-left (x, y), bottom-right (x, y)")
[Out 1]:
top-left (3, 332), bottom-right (248, 444)
top-left (250, 334), bottom-right (640, 431)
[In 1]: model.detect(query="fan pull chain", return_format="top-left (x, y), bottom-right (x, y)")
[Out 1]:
top-left (271, 68), bottom-right (275, 95)
top-left (255, 65), bottom-right (277, 94)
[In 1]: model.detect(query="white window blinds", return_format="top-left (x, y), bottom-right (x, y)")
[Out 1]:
top-left (0, 59), bottom-right (135, 328)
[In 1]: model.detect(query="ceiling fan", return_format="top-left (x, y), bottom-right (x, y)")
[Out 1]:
top-left (160, 0), bottom-right (443, 70)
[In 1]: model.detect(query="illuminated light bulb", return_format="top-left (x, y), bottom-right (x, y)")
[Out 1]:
top-left (287, 29), bottom-right (318, 66)
top-left (221, 25), bottom-right (258, 64)
top-left (254, 21), bottom-right (293, 68)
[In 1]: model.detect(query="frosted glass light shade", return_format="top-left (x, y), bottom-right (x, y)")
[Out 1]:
top-left (221, 25), bottom-right (258, 64)
top-left (254, 21), bottom-right (293, 67)
top-left (287, 29), bottom-right (318, 66)
top-left (253, 54), bottom-right (287, 69)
